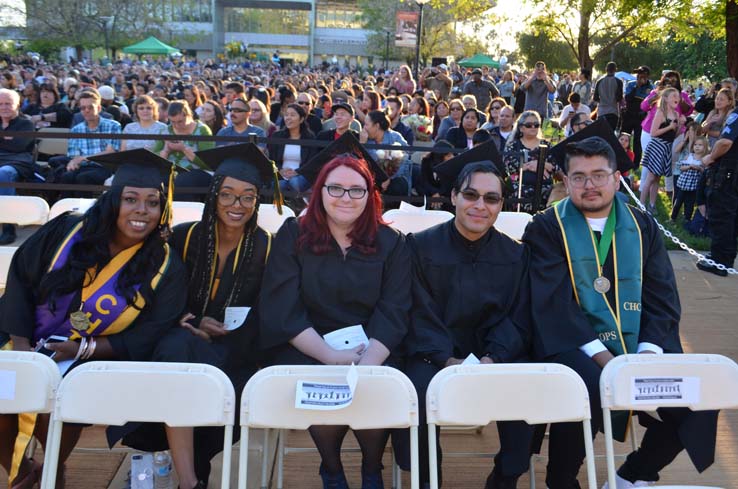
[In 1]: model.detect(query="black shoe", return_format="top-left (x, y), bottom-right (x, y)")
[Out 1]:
top-left (484, 468), bottom-right (520, 489)
top-left (0, 224), bottom-right (16, 245)
top-left (696, 260), bottom-right (728, 277)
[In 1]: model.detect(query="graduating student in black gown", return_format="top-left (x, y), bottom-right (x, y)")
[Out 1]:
top-left (523, 135), bottom-right (718, 489)
top-left (0, 149), bottom-right (187, 489)
top-left (259, 142), bottom-right (410, 489)
top-left (395, 155), bottom-right (535, 489)
top-left (121, 143), bottom-right (279, 489)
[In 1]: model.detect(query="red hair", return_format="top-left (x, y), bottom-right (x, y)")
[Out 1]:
top-left (298, 156), bottom-right (385, 255)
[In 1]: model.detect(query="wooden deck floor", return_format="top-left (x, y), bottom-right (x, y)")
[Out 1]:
top-left (2, 251), bottom-right (737, 489)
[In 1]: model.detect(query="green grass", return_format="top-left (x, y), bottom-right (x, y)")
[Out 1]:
top-left (638, 190), bottom-right (711, 252)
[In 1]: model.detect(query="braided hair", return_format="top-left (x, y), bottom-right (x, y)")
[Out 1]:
top-left (187, 174), bottom-right (260, 318)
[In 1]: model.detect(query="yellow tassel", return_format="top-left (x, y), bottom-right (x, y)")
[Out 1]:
top-left (9, 412), bottom-right (37, 483)
top-left (271, 161), bottom-right (284, 215)
top-left (160, 167), bottom-right (175, 230)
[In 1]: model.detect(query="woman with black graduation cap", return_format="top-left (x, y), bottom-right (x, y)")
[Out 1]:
top-left (0, 149), bottom-right (187, 489)
top-left (122, 143), bottom-right (282, 489)
top-left (259, 132), bottom-right (412, 489)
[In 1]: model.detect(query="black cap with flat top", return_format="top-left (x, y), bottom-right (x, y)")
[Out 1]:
top-left (433, 138), bottom-right (506, 187)
top-left (195, 142), bottom-right (277, 188)
top-left (548, 118), bottom-right (634, 174)
top-left (89, 148), bottom-right (182, 188)
top-left (299, 131), bottom-right (388, 186)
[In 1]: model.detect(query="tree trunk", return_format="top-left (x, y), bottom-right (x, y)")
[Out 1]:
top-left (727, 0), bottom-right (738, 78)
top-left (577, 5), bottom-right (593, 70)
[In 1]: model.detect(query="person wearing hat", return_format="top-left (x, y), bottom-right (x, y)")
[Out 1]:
top-left (622, 66), bottom-right (653, 165)
top-left (463, 68), bottom-right (499, 114)
top-left (523, 136), bottom-right (717, 489)
top-left (118, 143), bottom-right (279, 488)
top-left (316, 102), bottom-right (358, 142)
top-left (394, 157), bottom-right (534, 489)
top-left (260, 146), bottom-right (410, 489)
top-left (0, 149), bottom-right (187, 489)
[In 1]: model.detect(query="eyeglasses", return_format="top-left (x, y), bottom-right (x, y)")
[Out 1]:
top-left (324, 185), bottom-right (368, 199)
top-left (522, 122), bottom-right (540, 129)
top-left (450, 106), bottom-right (463, 111)
top-left (490, 105), bottom-right (502, 110)
top-left (459, 189), bottom-right (503, 205)
top-left (217, 192), bottom-right (257, 207)
top-left (230, 108), bottom-right (250, 113)
top-left (568, 171), bottom-right (616, 188)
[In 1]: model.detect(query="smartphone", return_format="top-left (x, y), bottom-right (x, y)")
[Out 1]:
top-left (34, 335), bottom-right (68, 359)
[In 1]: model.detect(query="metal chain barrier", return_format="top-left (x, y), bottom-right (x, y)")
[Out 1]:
top-left (619, 176), bottom-right (737, 275)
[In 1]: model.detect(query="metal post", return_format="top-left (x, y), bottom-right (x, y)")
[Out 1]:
top-left (413, 1), bottom-right (426, 81)
top-left (385, 30), bottom-right (391, 71)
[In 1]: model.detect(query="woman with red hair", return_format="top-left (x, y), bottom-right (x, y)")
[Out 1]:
top-left (259, 155), bottom-right (411, 489)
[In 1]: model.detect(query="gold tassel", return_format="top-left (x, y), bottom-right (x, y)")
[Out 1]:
top-left (160, 167), bottom-right (175, 232)
top-left (271, 161), bottom-right (284, 215)
top-left (9, 412), bottom-right (37, 483)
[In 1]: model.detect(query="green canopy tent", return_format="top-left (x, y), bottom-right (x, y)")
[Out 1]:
top-left (122, 36), bottom-right (180, 55)
top-left (458, 54), bottom-right (500, 69)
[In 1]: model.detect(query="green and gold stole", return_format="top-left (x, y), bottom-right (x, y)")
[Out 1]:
top-left (554, 196), bottom-right (643, 440)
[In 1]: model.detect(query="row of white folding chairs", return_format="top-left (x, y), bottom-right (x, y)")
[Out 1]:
top-left (4, 353), bottom-right (735, 488)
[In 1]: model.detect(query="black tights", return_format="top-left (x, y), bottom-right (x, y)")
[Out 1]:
top-left (308, 425), bottom-right (389, 475)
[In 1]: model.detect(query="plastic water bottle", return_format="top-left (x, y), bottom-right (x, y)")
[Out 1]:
top-left (153, 451), bottom-right (173, 489)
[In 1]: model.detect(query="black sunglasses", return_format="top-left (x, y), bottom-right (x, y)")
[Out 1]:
top-left (460, 189), bottom-right (502, 205)
top-left (522, 122), bottom-right (541, 129)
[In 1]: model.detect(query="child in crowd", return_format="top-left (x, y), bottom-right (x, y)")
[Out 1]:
top-left (672, 135), bottom-right (708, 221)
top-left (619, 132), bottom-right (635, 163)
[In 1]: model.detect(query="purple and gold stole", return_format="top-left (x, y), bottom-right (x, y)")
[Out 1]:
top-left (10, 221), bottom-right (171, 484)
top-left (34, 221), bottom-right (169, 342)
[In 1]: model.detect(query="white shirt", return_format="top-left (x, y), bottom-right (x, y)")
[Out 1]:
top-left (282, 144), bottom-right (301, 171)
top-left (560, 103), bottom-right (592, 137)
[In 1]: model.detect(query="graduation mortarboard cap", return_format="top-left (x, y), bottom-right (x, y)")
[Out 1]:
top-left (88, 149), bottom-right (182, 229)
top-left (195, 143), bottom-right (284, 214)
top-left (89, 148), bottom-right (180, 189)
top-left (299, 131), bottom-right (389, 187)
top-left (433, 138), bottom-right (506, 188)
top-left (548, 118), bottom-right (634, 174)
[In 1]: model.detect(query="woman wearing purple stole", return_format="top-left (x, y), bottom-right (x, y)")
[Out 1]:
top-left (0, 149), bottom-right (187, 489)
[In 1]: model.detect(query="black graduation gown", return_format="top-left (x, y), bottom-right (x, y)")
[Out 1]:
top-left (407, 220), bottom-right (532, 366)
top-left (167, 220), bottom-right (270, 377)
top-left (522, 204), bottom-right (718, 472)
top-left (259, 217), bottom-right (411, 363)
top-left (118, 221), bottom-right (269, 482)
top-left (522, 204), bottom-right (682, 360)
top-left (0, 213), bottom-right (187, 360)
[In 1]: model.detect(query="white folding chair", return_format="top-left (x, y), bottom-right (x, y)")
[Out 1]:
top-left (172, 201), bottom-right (205, 226)
top-left (239, 365), bottom-right (420, 489)
top-left (600, 354), bottom-right (738, 489)
top-left (0, 246), bottom-right (17, 291)
top-left (494, 211), bottom-right (532, 240)
top-left (35, 128), bottom-right (70, 162)
top-left (382, 208), bottom-right (454, 234)
top-left (426, 363), bottom-right (597, 489)
top-left (48, 198), bottom-right (96, 221)
top-left (42, 361), bottom-right (236, 489)
top-left (0, 196), bottom-right (50, 226)
top-left (0, 351), bottom-right (62, 474)
top-left (257, 204), bottom-right (295, 235)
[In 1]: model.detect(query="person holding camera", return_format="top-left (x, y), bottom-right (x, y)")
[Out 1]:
top-left (520, 61), bottom-right (556, 120)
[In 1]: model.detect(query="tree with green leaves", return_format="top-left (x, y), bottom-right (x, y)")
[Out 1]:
top-left (527, 0), bottom-right (706, 70)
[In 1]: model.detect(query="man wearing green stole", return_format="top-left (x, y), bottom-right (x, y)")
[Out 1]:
top-left (523, 136), bottom-right (718, 489)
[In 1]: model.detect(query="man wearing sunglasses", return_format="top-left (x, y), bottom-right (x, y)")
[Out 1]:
top-left (215, 96), bottom-right (266, 149)
top-left (395, 160), bottom-right (534, 489)
top-left (523, 136), bottom-right (717, 489)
